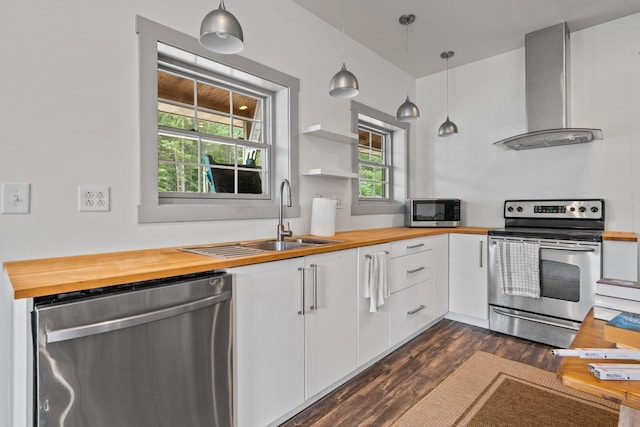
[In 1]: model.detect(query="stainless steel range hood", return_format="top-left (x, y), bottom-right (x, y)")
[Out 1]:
top-left (494, 23), bottom-right (603, 150)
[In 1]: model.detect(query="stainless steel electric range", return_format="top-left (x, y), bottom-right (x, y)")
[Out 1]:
top-left (488, 199), bottom-right (604, 348)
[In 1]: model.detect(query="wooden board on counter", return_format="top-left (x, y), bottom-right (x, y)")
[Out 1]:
top-left (4, 226), bottom-right (491, 299)
top-left (603, 231), bottom-right (638, 242)
top-left (557, 310), bottom-right (640, 409)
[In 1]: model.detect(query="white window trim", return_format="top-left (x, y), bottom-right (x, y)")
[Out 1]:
top-left (136, 16), bottom-right (300, 223)
top-left (350, 101), bottom-right (409, 216)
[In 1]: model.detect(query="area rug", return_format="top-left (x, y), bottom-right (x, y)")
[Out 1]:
top-left (392, 351), bottom-right (620, 427)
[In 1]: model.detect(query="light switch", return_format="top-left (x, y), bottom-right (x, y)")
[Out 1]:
top-left (1, 182), bottom-right (30, 214)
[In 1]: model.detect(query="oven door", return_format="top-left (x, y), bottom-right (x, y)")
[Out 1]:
top-left (488, 237), bottom-right (601, 322)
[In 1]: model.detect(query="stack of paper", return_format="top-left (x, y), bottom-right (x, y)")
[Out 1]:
top-left (593, 278), bottom-right (640, 321)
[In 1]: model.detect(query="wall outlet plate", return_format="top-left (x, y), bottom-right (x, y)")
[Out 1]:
top-left (78, 186), bottom-right (110, 212)
top-left (1, 182), bottom-right (30, 214)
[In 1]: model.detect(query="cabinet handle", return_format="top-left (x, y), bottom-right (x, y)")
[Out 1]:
top-left (310, 264), bottom-right (318, 310)
top-left (406, 243), bottom-right (425, 249)
top-left (406, 266), bottom-right (425, 274)
top-left (407, 305), bottom-right (426, 315)
top-left (298, 267), bottom-right (305, 315)
top-left (479, 241), bottom-right (484, 268)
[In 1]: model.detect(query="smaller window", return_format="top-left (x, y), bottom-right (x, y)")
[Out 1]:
top-left (358, 126), bottom-right (391, 200)
top-left (350, 101), bottom-right (409, 216)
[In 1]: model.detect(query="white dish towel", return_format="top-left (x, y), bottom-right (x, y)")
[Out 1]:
top-left (496, 241), bottom-right (541, 299)
top-left (364, 251), bottom-right (389, 313)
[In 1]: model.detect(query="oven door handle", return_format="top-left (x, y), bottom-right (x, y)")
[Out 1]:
top-left (492, 241), bottom-right (596, 252)
top-left (492, 307), bottom-right (580, 331)
top-left (539, 245), bottom-right (595, 252)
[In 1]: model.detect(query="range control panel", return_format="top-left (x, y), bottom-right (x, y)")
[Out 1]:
top-left (504, 199), bottom-right (604, 220)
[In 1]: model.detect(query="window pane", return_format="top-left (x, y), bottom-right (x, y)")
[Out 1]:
top-left (358, 128), bottom-right (385, 165)
top-left (158, 135), bottom-right (198, 163)
top-left (198, 109), bottom-right (231, 137)
top-left (197, 82), bottom-right (229, 114)
top-left (158, 103), bottom-right (195, 131)
top-left (158, 71), bottom-right (194, 105)
top-left (233, 93), bottom-right (262, 119)
top-left (233, 118), bottom-right (262, 142)
top-left (158, 163), bottom-right (200, 192)
top-left (238, 168), bottom-right (263, 194)
top-left (202, 140), bottom-right (236, 165)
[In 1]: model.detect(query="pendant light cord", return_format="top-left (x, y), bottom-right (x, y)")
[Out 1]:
top-left (404, 22), bottom-right (409, 96)
top-left (446, 56), bottom-right (449, 116)
top-left (340, 0), bottom-right (346, 61)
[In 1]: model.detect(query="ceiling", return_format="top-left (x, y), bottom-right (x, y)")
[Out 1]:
top-left (293, 0), bottom-right (640, 78)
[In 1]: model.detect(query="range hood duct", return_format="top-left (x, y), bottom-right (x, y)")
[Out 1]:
top-left (493, 23), bottom-right (603, 150)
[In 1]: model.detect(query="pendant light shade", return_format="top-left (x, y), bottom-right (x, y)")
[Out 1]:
top-left (438, 51), bottom-right (458, 137)
top-left (396, 14), bottom-right (420, 122)
top-left (329, 0), bottom-right (359, 98)
top-left (438, 116), bottom-right (459, 136)
top-left (330, 63), bottom-right (360, 98)
top-left (199, 0), bottom-right (244, 55)
top-left (397, 96), bottom-right (420, 121)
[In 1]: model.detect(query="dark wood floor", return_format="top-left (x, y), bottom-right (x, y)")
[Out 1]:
top-left (281, 319), bottom-right (561, 426)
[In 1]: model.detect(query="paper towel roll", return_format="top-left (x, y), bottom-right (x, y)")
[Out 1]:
top-left (310, 198), bottom-right (337, 237)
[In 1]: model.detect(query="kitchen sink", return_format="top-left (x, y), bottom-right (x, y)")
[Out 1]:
top-left (241, 240), bottom-right (311, 251)
top-left (180, 237), bottom-right (344, 259)
top-left (242, 237), bottom-right (343, 252)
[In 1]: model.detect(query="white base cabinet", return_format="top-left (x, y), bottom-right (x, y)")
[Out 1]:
top-left (357, 236), bottom-right (448, 366)
top-left (447, 233), bottom-right (488, 327)
top-left (356, 243), bottom-right (391, 366)
top-left (233, 258), bottom-right (305, 427)
top-left (304, 250), bottom-right (358, 398)
top-left (232, 249), bottom-right (357, 427)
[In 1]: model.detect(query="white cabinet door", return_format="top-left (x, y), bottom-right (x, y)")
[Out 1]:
top-left (232, 258), bottom-right (306, 427)
top-left (304, 249), bottom-right (358, 398)
top-left (448, 234), bottom-right (489, 327)
top-left (356, 243), bottom-right (391, 367)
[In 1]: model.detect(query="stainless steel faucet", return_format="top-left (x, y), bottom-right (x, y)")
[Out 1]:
top-left (277, 178), bottom-right (293, 241)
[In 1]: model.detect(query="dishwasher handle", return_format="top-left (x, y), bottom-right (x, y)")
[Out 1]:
top-left (46, 291), bottom-right (231, 344)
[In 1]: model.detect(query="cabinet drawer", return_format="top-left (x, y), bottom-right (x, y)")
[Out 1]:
top-left (388, 250), bottom-right (433, 294)
top-left (389, 279), bottom-right (435, 346)
top-left (390, 237), bottom-right (434, 258)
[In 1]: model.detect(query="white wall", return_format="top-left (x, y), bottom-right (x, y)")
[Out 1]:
top-left (416, 13), bottom-right (640, 232)
top-left (0, 0), bottom-right (414, 424)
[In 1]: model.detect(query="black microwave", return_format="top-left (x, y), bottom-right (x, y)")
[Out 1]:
top-left (405, 199), bottom-right (461, 227)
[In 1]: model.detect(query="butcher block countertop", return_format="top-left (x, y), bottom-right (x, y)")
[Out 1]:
top-left (4, 227), bottom-right (487, 299)
top-left (3, 227), bottom-right (635, 299)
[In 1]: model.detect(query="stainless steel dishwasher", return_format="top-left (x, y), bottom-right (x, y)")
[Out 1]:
top-left (32, 271), bottom-right (232, 427)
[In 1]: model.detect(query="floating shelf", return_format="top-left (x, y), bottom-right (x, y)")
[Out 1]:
top-left (302, 124), bottom-right (357, 144)
top-left (303, 168), bottom-right (360, 179)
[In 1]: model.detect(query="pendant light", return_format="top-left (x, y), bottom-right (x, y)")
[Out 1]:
top-left (438, 51), bottom-right (459, 137)
top-left (329, 0), bottom-right (359, 98)
top-left (396, 14), bottom-right (420, 122)
top-left (199, 0), bottom-right (244, 55)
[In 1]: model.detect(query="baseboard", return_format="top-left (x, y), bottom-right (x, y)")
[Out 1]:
top-left (445, 311), bottom-right (489, 329)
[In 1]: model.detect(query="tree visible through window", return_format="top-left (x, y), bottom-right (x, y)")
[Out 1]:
top-left (157, 67), bottom-right (269, 197)
top-left (358, 125), bottom-right (390, 199)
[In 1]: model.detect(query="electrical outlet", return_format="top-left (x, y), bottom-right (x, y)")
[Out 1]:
top-left (333, 195), bottom-right (343, 209)
top-left (78, 186), bottom-right (110, 212)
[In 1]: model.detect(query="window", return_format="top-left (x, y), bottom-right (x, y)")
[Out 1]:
top-left (358, 125), bottom-right (390, 200)
top-left (350, 101), bottom-right (409, 215)
top-left (157, 67), bottom-right (269, 198)
top-left (137, 16), bottom-right (300, 223)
